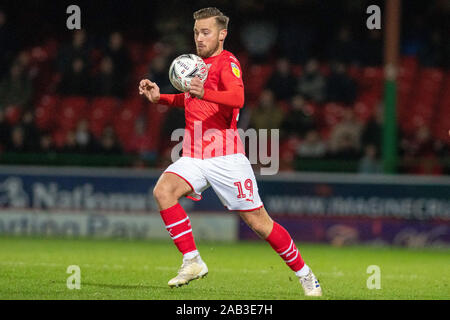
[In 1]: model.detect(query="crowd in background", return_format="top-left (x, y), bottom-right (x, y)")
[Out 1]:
top-left (0, 0), bottom-right (448, 174)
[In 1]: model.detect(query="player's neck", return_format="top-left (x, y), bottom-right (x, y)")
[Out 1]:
top-left (207, 47), bottom-right (224, 59)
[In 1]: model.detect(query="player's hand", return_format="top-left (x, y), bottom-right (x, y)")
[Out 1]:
top-left (139, 79), bottom-right (160, 103)
top-left (189, 76), bottom-right (204, 99)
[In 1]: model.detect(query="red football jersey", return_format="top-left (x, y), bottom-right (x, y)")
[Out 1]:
top-left (159, 50), bottom-right (246, 159)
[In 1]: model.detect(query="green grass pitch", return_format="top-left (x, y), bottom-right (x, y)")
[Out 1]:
top-left (0, 236), bottom-right (448, 300)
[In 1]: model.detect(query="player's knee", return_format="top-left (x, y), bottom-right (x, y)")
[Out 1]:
top-left (153, 184), bottom-right (175, 205)
top-left (240, 209), bottom-right (273, 239)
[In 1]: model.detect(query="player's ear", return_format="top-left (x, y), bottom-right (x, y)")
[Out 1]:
top-left (219, 29), bottom-right (227, 42)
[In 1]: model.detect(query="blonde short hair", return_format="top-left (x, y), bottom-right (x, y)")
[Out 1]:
top-left (193, 7), bottom-right (229, 30)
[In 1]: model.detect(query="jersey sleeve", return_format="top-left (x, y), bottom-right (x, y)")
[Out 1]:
top-left (221, 56), bottom-right (244, 88)
top-left (158, 93), bottom-right (185, 108)
top-left (202, 55), bottom-right (245, 108)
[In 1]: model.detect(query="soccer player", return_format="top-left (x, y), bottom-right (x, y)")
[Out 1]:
top-left (139, 7), bottom-right (322, 297)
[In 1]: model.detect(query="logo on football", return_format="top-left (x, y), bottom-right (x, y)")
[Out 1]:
top-left (168, 54), bottom-right (208, 92)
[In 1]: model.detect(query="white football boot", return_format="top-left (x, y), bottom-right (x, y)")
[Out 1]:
top-left (168, 255), bottom-right (208, 288)
top-left (298, 269), bottom-right (323, 297)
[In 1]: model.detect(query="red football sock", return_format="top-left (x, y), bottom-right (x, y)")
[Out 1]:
top-left (160, 203), bottom-right (197, 255)
top-left (265, 222), bottom-right (305, 272)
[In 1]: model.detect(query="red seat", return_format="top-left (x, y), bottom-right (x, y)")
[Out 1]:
top-left (354, 101), bottom-right (373, 123)
top-left (58, 96), bottom-right (88, 131)
top-left (88, 97), bottom-right (120, 137)
top-left (35, 95), bottom-right (59, 130)
top-left (52, 130), bottom-right (68, 148)
top-left (122, 97), bottom-right (144, 115)
top-left (321, 102), bottom-right (346, 127)
top-left (243, 64), bottom-right (274, 105)
top-left (4, 105), bottom-right (22, 125)
top-left (114, 108), bottom-right (139, 144)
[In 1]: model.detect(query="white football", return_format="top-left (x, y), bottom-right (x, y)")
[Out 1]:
top-left (168, 54), bottom-right (208, 92)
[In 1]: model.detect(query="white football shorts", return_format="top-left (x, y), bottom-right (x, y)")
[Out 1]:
top-left (164, 153), bottom-right (263, 212)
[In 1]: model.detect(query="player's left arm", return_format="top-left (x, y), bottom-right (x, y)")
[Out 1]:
top-left (189, 60), bottom-right (244, 109)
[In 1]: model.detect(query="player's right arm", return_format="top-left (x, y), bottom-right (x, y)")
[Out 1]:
top-left (139, 79), bottom-right (185, 108)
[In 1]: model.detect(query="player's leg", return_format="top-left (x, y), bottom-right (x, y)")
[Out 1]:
top-left (153, 172), bottom-right (199, 258)
top-left (239, 207), bottom-right (322, 297)
top-left (154, 159), bottom-right (209, 287)
top-left (203, 153), bottom-right (322, 296)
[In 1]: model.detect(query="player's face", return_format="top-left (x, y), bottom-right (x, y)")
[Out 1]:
top-left (194, 17), bottom-right (225, 58)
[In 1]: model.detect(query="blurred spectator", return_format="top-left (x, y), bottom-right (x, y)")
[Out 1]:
top-left (0, 63), bottom-right (32, 111)
top-left (39, 132), bottom-right (56, 153)
top-left (20, 111), bottom-right (40, 151)
top-left (401, 124), bottom-right (445, 175)
top-left (418, 30), bottom-right (446, 68)
top-left (326, 62), bottom-right (357, 105)
top-left (329, 132), bottom-right (361, 159)
top-left (296, 130), bottom-right (327, 159)
top-left (240, 20), bottom-right (277, 63)
top-left (327, 25), bottom-right (360, 65)
top-left (411, 154), bottom-right (444, 176)
top-left (148, 55), bottom-right (175, 94)
top-left (265, 58), bottom-right (297, 101)
top-left (6, 126), bottom-right (26, 153)
top-left (361, 105), bottom-right (383, 152)
top-left (277, 20), bottom-right (315, 64)
top-left (0, 10), bottom-right (17, 76)
top-left (58, 58), bottom-right (91, 96)
top-left (361, 29), bottom-right (383, 66)
top-left (297, 58), bottom-right (326, 103)
top-left (57, 29), bottom-right (91, 73)
top-left (358, 144), bottom-right (382, 174)
top-left (61, 130), bottom-right (81, 154)
top-left (92, 56), bottom-right (124, 97)
top-left (98, 126), bottom-right (122, 155)
top-left (0, 110), bottom-right (11, 151)
top-left (73, 119), bottom-right (98, 153)
top-left (155, 17), bottom-right (191, 54)
top-left (280, 95), bottom-right (315, 139)
top-left (103, 32), bottom-right (131, 80)
top-left (15, 50), bottom-right (31, 71)
top-left (328, 108), bottom-right (362, 159)
top-left (401, 125), bottom-right (436, 158)
top-left (250, 89), bottom-right (284, 131)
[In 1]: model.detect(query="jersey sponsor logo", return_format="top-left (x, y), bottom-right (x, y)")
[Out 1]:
top-left (231, 62), bottom-right (241, 78)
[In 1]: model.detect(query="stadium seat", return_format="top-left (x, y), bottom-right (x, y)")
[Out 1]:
top-left (4, 105), bottom-right (22, 125)
top-left (58, 96), bottom-right (89, 131)
top-left (321, 102), bottom-right (346, 127)
top-left (354, 101), bottom-right (373, 123)
top-left (114, 108), bottom-right (140, 145)
top-left (243, 64), bottom-right (274, 105)
top-left (35, 95), bottom-right (59, 130)
top-left (122, 97), bottom-right (144, 115)
top-left (88, 97), bottom-right (120, 137)
top-left (52, 129), bottom-right (69, 148)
